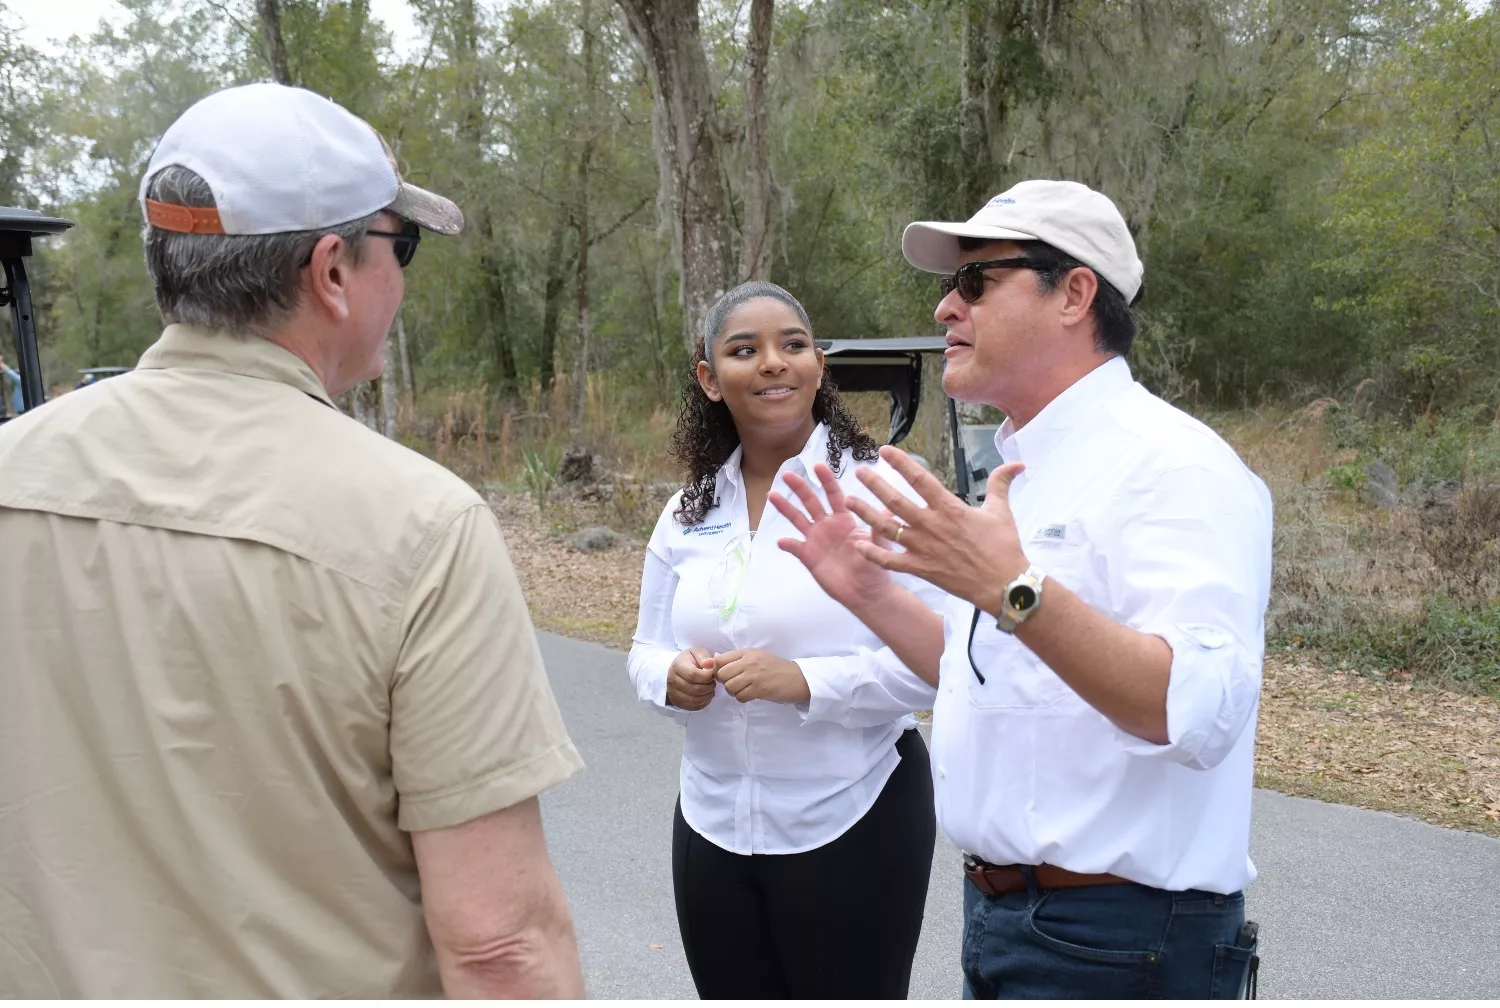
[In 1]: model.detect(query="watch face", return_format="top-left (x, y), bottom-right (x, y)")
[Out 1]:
top-left (1007, 583), bottom-right (1038, 612)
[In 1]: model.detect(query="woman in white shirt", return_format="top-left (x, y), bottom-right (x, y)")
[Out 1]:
top-left (628, 281), bottom-right (943, 998)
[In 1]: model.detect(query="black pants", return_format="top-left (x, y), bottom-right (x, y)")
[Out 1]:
top-left (671, 728), bottom-right (936, 999)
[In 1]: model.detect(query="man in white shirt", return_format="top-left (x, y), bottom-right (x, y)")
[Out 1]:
top-left (771, 179), bottom-right (1270, 998)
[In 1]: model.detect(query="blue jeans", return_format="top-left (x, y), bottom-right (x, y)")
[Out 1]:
top-left (961, 870), bottom-right (1254, 999)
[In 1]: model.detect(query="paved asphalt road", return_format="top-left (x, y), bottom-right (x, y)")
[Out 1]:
top-left (535, 632), bottom-right (1500, 999)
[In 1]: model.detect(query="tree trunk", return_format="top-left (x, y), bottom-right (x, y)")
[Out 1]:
top-left (452, 0), bottom-right (483, 143)
top-left (257, 0), bottom-right (292, 85)
top-left (538, 205), bottom-right (571, 391)
top-left (476, 208), bottom-right (517, 388)
top-left (742, 0), bottom-right (774, 282)
top-left (570, 0), bottom-right (597, 441)
top-left (615, 0), bottom-right (734, 354)
top-left (958, 0), bottom-right (989, 215)
top-left (396, 311), bottom-right (414, 398)
top-left (380, 333), bottom-right (397, 438)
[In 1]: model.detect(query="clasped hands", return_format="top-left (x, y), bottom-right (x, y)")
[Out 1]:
top-left (666, 646), bottom-right (811, 710)
top-left (666, 446), bottom-right (1030, 712)
top-left (767, 444), bottom-right (1031, 618)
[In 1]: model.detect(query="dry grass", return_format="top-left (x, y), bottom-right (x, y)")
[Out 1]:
top-left (405, 377), bottom-right (1499, 837)
top-left (1220, 403), bottom-right (1500, 693)
top-left (485, 483), bottom-right (1500, 840)
top-left (1257, 661), bottom-right (1500, 835)
top-left (488, 491), bottom-right (649, 647)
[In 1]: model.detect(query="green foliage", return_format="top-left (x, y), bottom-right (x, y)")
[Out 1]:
top-left (10, 0), bottom-right (1496, 417)
top-left (1284, 598), bottom-right (1500, 696)
top-left (1323, 402), bottom-right (1500, 488)
top-left (1325, 6), bottom-right (1500, 411)
top-left (0, 3), bottom-right (48, 206)
top-left (520, 443), bottom-right (561, 509)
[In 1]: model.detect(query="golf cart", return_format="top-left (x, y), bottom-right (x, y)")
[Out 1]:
top-left (819, 336), bottom-right (1003, 505)
top-left (76, 366), bottom-right (133, 388)
top-left (1, 206), bottom-right (74, 422)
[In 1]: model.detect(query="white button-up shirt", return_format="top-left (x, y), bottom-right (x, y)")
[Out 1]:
top-left (629, 424), bottom-right (943, 854)
top-left (930, 356), bottom-right (1272, 894)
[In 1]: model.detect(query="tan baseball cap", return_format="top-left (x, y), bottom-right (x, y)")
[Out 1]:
top-left (140, 82), bottom-right (463, 237)
top-left (902, 180), bottom-right (1142, 304)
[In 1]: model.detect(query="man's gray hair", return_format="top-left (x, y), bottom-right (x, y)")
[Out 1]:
top-left (700, 281), bottom-right (814, 370)
top-left (142, 166), bottom-right (375, 337)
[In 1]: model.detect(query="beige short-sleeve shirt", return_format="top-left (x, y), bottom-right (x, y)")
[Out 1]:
top-left (0, 326), bottom-right (583, 997)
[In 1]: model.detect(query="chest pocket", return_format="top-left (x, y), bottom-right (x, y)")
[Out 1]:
top-left (965, 528), bottom-right (1092, 710)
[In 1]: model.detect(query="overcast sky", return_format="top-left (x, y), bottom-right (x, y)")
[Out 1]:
top-left (11, 0), bottom-right (1494, 64)
top-left (11, 0), bottom-right (422, 57)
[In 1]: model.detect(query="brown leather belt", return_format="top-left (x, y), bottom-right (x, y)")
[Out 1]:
top-left (963, 856), bottom-right (1130, 897)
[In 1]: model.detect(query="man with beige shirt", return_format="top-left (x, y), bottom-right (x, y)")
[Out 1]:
top-left (0, 83), bottom-right (585, 997)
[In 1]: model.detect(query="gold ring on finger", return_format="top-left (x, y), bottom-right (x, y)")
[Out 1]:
top-left (893, 523), bottom-right (905, 544)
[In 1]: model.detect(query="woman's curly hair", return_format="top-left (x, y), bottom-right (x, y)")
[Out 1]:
top-left (670, 282), bottom-right (879, 527)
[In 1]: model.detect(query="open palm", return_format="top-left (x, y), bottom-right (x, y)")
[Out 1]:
top-left (769, 465), bottom-right (895, 611)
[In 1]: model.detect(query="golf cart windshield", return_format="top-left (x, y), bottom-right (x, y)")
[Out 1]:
top-left (818, 336), bottom-right (1000, 505)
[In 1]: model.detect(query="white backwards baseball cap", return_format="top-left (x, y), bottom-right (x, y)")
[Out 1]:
top-left (139, 82), bottom-right (463, 237)
top-left (902, 179), bottom-right (1142, 304)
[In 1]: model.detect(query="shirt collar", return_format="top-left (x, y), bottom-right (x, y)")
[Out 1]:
top-left (997, 355), bottom-right (1134, 467)
top-left (135, 324), bottom-right (335, 408)
top-left (716, 422), bottom-right (831, 506)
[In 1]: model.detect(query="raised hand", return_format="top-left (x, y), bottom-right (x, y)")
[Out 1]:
top-left (842, 446), bottom-right (1031, 616)
top-left (768, 462), bottom-right (897, 613)
top-left (666, 647), bottom-right (717, 711)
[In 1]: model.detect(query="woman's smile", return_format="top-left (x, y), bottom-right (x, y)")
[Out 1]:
top-left (753, 385), bottom-right (797, 399)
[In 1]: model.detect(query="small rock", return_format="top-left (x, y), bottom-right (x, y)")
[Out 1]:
top-left (569, 526), bottom-right (622, 552)
top-left (1417, 479), bottom-right (1461, 516)
top-left (1362, 460), bottom-right (1398, 509)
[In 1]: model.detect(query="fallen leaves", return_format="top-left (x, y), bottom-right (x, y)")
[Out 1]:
top-left (492, 491), bottom-right (1500, 840)
top-left (1256, 659), bottom-right (1500, 837)
top-left (492, 492), bottom-right (643, 650)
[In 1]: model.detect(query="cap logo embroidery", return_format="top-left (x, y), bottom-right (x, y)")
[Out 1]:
top-left (987, 196), bottom-right (1017, 207)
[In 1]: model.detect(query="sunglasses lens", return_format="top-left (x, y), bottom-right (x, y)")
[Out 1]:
top-left (957, 266), bottom-right (984, 303)
top-left (940, 276), bottom-right (957, 298)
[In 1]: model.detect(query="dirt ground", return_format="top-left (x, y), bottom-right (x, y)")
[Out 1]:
top-left (491, 493), bottom-right (1500, 839)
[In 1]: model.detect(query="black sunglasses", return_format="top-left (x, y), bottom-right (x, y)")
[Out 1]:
top-left (967, 606), bottom-right (988, 684)
top-left (298, 223), bottom-right (421, 269)
top-left (365, 225), bottom-right (421, 268)
top-left (940, 257), bottom-right (1053, 304)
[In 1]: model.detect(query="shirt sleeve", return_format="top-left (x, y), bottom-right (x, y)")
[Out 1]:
top-left (794, 456), bottom-right (944, 728)
top-left (391, 504), bottom-right (584, 831)
top-left (626, 503), bottom-right (693, 726)
top-left (1105, 464), bottom-right (1273, 771)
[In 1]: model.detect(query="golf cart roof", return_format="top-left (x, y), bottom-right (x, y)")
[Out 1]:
top-left (817, 337), bottom-right (947, 445)
top-left (818, 336), bottom-right (948, 357)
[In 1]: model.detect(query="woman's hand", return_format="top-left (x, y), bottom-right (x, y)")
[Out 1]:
top-left (667, 647), bottom-right (717, 711)
top-left (768, 463), bottom-right (898, 615)
top-left (708, 648), bottom-right (811, 705)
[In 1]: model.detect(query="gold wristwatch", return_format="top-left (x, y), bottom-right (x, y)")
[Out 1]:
top-left (995, 565), bottom-right (1046, 633)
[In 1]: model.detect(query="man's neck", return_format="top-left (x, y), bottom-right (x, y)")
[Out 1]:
top-left (265, 322), bottom-right (338, 397)
top-left (1000, 353), bottom-right (1118, 431)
